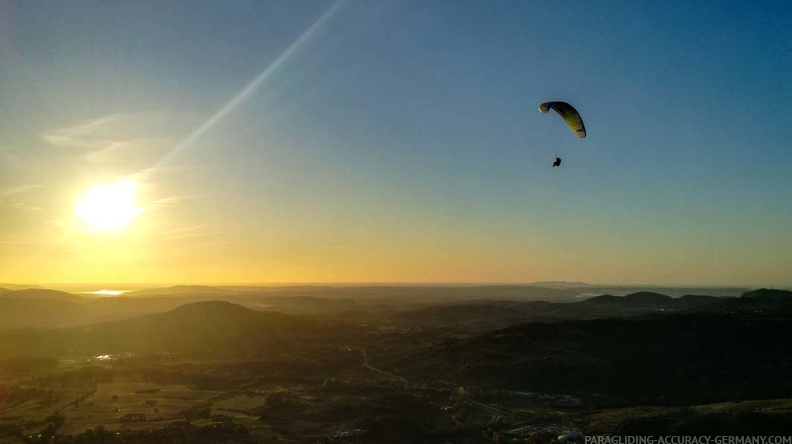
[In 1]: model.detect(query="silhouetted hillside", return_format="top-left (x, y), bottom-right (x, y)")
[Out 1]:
top-left (0, 292), bottom-right (203, 330)
top-left (1, 288), bottom-right (81, 301)
top-left (394, 292), bottom-right (707, 325)
top-left (0, 301), bottom-right (354, 356)
top-left (742, 288), bottom-right (792, 300)
top-left (379, 313), bottom-right (792, 406)
top-left (392, 301), bottom-right (556, 326)
top-left (678, 294), bottom-right (719, 303)
top-left (79, 301), bottom-right (341, 352)
top-left (571, 286), bottom-right (749, 298)
top-left (393, 289), bottom-right (792, 327)
top-left (623, 291), bottom-right (674, 305)
top-left (578, 294), bottom-right (619, 305)
top-left (579, 292), bottom-right (672, 308)
top-left (0, 298), bottom-right (90, 329)
top-left (0, 283), bottom-right (44, 291)
top-left (0, 290), bottom-right (97, 329)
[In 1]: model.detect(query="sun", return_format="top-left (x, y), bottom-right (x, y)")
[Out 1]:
top-left (74, 179), bottom-right (143, 233)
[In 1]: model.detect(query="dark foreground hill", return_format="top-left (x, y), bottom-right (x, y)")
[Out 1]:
top-left (377, 312), bottom-right (792, 406)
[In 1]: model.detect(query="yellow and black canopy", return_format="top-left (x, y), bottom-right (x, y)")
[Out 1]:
top-left (539, 101), bottom-right (586, 139)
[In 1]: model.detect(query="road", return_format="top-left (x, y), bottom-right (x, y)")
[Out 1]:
top-left (361, 347), bottom-right (408, 384)
top-left (360, 347), bottom-right (512, 418)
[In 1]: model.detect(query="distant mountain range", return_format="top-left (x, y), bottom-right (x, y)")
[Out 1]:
top-left (0, 285), bottom-right (585, 330)
top-left (393, 289), bottom-right (792, 326)
top-left (1, 285), bottom-right (790, 331)
top-left (0, 283), bottom-right (44, 291)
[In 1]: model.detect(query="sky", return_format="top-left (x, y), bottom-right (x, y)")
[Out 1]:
top-left (0, 1), bottom-right (790, 287)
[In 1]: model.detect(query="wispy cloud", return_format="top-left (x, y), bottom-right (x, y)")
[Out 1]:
top-left (42, 112), bottom-right (197, 167)
top-left (0, 239), bottom-right (49, 246)
top-left (0, 184), bottom-right (43, 199)
top-left (10, 202), bottom-right (44, 213)
top-left (127, 165), bottom-right (213, 182)
top-left (149, 193), bottom-right (225, 209)
top-left (0, 185), bottom-right (45, 219)
top-left (0, 202), bottom-right (47, 235)
top-left (82, 138), bottom-right (164, 163)
top-left (158, 224), bottom-right (227, 242)
top-left (41, 115), bottom-right (117, 150)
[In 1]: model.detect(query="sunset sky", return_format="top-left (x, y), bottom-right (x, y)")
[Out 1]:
top-left (0, 1), bottom-right (790, 287)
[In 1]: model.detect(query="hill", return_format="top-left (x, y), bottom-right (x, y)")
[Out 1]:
top-left (0, 290), bottom-right (95, 329)
top-left (579, 291), bottom-right (672, 306)
top-left (0, 298), bottom-right (91, 329)
top-left (0, 288), bottom-right (82, 302)
top-left (741, 288), bottom-right (792, 300)
top-left (571, 286), bottom-right (749, 298)
top-left (375, 313), bottom-right (792, 406)
top-left (0, 283), bottom-right (44, 291)
top-left (393, 288), bottom-right (792, 327)
top-left (0, 301), bottom-right (354, 357)
top-left (393, 291), bottom-right (725, 326)
top-left (0, 291), bottom-right (201, 330)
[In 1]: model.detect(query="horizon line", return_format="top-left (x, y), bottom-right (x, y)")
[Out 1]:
top-left (2, 281), bottom-right (784, 290)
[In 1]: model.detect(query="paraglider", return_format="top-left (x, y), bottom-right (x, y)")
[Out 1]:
top-left (539, 101), bottom-right (586, 139)
top-left (539, 101), bottom-right (585, 167)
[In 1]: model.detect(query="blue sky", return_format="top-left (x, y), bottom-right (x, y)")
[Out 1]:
top-left (0, 1), bottom-right (790, 286)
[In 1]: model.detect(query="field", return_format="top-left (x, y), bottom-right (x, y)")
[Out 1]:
top-left (57, 381), bottom-right (220, 435)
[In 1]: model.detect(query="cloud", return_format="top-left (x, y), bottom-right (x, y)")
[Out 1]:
top-left (0, 185), bottom-right (45, 231)
top-left (0, 184), bottom-right (43, 199)
top-left (158, 224), bottom-right (226, 242)
top-left (82, 138), bottom-right (165, 164)
top-left (149, 193), bottom-right (225, 209)
top-left (41, 116), bottom-right (117, 150)
top-left (10, 202), bottom-right (44, 213)
top-left (41, 112), bottom-right (198, 168)
top-left (0, 239), bottom-right (49, 246)
top-left (0, 202), bottom-right (46, 234)
top-left (0, 148), bottom-right (35, 175)
top-left (127, 164), bottom-right (213, 182)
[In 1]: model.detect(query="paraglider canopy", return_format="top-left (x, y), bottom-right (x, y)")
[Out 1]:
top-left (539, 101), bottom-right (586, 139)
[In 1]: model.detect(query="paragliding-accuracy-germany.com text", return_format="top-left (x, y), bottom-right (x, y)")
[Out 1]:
top-left (584, 436), bottom-right (792, 444)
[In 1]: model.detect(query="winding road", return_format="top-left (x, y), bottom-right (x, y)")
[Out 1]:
top-left (360, 347), bottom-right (512, 417)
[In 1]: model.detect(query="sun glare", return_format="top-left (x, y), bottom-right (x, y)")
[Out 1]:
top-left (74, 179), bottom-right (143, 233)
